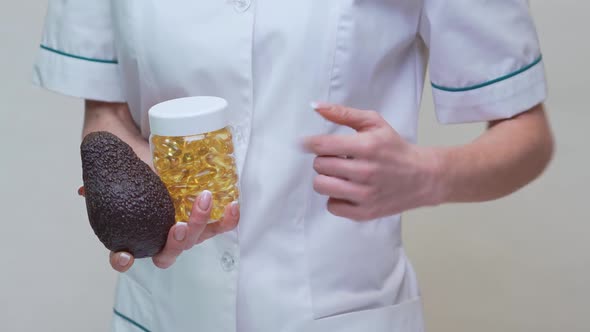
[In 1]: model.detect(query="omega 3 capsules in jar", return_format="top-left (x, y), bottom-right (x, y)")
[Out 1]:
top-left (148, 96), bottom-right (239, 223)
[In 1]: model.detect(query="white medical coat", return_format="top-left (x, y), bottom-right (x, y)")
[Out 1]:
top-left (34, 1), bottom-right (547, 331)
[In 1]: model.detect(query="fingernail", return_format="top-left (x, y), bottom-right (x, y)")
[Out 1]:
top-left (118, 253), bottom-right (131, 267)
top-left (231, 201), bottom-right (239, 217)
top-left (198, 191), bottom-right (212, 211)
top-left (309, 101), bottom-right (330, 110)
top-left (174, 223), bottom-right (188, 242)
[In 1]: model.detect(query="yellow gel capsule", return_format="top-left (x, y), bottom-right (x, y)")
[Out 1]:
top-left (152, 127), bottom-right (239, 223)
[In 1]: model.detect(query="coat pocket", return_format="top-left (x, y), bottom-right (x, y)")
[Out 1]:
top-left (300, 297), bottom-right (424, 332)
top-left (303, 208), bottom-right (422, 319)
top-left (112, 273), bottom-right (155, 332)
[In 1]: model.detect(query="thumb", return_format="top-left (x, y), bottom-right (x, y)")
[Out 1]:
top-left (312, 102), bottom-right (382, 132)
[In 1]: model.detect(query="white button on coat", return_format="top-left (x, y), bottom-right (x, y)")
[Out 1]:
top-left (34, 1), bottom-right (547, 331)
top-left (221, 252), bottom-right (236, 272)
top-left (230, 0), bottom-right (251, 12)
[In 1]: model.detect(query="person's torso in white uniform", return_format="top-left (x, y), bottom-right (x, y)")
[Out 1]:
top-left (35, 1), bottom-right (547, 331)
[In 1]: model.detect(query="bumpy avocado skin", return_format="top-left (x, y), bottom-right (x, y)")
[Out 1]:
top-left (81, 132), bottom-right (175, 258)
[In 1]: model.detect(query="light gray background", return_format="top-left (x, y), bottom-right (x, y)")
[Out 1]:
top-left (1, 1), bottom-right (588, 331)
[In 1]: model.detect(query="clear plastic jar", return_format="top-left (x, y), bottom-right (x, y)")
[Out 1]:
top-left (148, 97), bottom-right (239, 223)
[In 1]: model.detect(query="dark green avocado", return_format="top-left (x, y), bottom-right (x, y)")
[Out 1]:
top-left (81, 131), bottom-right (175, 258)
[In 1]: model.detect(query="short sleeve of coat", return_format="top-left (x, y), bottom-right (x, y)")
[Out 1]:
top-left (33, 0), bottom-right (125, 102)
top-left (420, 0), bottom-right (547, 124)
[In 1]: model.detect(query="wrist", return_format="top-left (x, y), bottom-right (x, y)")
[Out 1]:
top-left (417, 146), bottom-right (451, 207)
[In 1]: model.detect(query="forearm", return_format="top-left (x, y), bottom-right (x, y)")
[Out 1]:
top-left (431, 104), bottom-right (554, 204)
top-left (83, 100), bottom-right (152, 166)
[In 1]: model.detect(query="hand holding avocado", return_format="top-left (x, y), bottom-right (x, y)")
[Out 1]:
top-left (80, 132), bottom-right (240, 272)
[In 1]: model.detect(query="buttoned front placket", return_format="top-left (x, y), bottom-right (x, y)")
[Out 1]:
top-left (220, 1), bottom-right (255, 332)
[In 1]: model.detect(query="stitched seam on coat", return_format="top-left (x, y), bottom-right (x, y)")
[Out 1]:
top-left (434, 76), bottom-right (545, 109)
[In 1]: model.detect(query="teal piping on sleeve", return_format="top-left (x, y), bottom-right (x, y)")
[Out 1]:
top-left (40, 44), bottom-right (119, 64)
top-left (431, 55), bottom-right (543, 92)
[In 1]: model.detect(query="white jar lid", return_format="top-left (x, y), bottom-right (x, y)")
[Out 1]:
top-left (148, 96), bottom-right (229, 137)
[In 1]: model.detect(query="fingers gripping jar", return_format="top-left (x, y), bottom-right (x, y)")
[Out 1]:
top-left (148, 97), bottom-right (239, 223)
